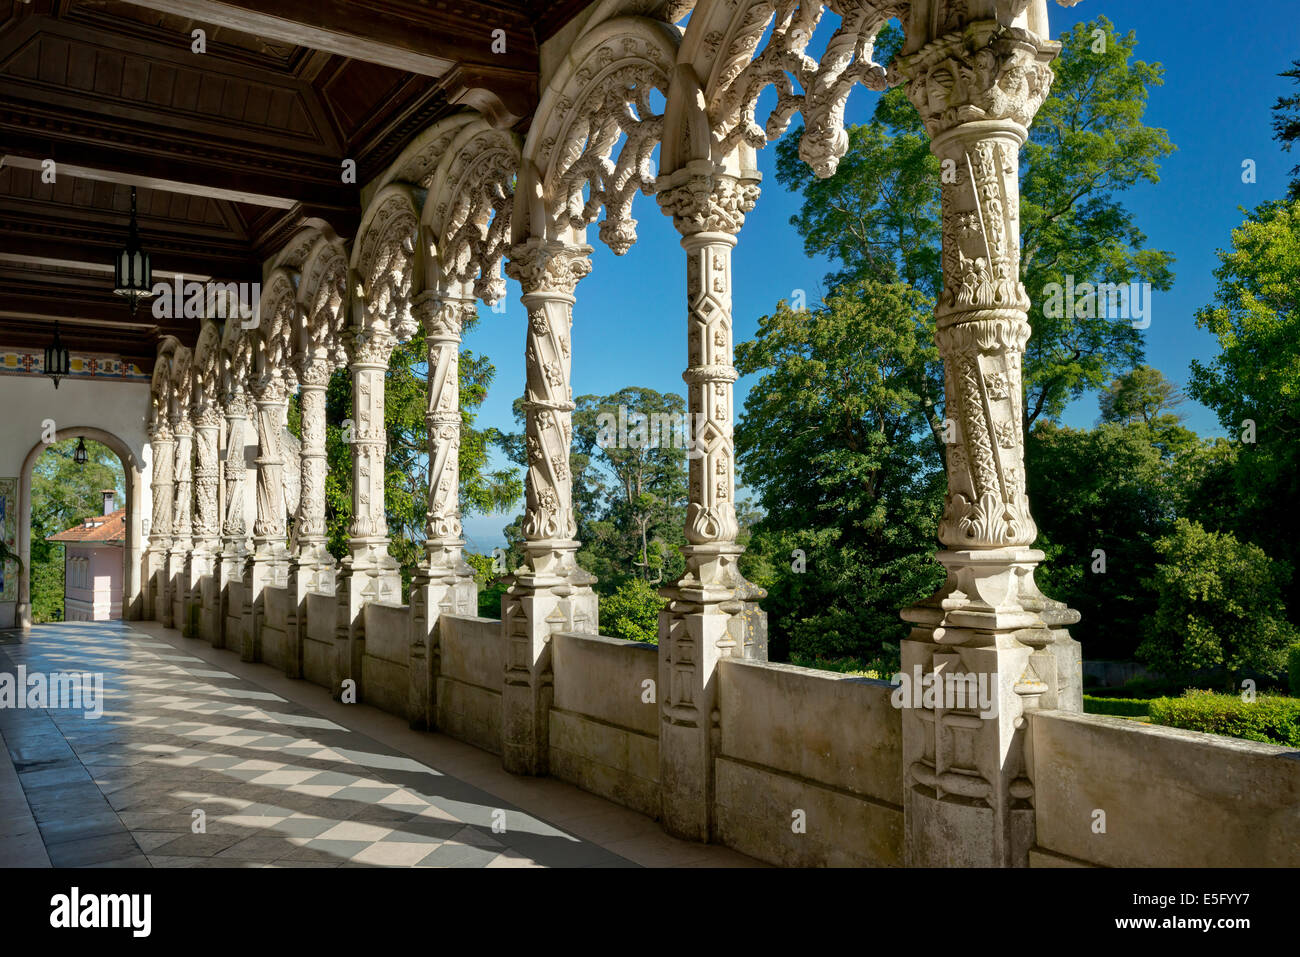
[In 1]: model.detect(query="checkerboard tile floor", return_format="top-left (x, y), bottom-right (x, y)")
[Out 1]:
top-left (0, 622), bottom-right (634, 868)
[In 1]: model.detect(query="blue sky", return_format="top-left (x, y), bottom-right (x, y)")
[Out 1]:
top-left (458, 1), bottom-right (1300, 553)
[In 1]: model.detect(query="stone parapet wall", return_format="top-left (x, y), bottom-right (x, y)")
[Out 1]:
top-left (550, 633), bottom-right (660, 818)
top-left (1028, 710), bottom-right (1300, 868)
top-left (436, 615), bottom-right (506, 755)
top-left (151, 584), bottom-right (1300, 869)
top-left (361, 601), bottom-right (411, 718)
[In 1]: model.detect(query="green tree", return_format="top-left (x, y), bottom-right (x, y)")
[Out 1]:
top-left (1138, 519), bottom-right (1298, 682)
top-left (29, 438), bottom-right (124, 622)
top-left (734, 279), bottom-right (946, 662)
top-left (1025, 419), bottom-right (1180, 659)
top-left (1272, 58), bottom-right (1300, 201)
top-left (1098, 364), bottom-right (1184, 426)
top-left (1187, 200), bottom-right (1300, 581)
top-left (599, 577), bottom-right (665, 644)
top-left (776, 16), bottom-right (1176, 426)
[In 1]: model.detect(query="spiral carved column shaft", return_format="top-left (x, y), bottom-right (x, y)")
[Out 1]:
top-left (498, 239), bottom-right (598, 775)
top-left (147, 423), bottom-right (174, 622)
top-left (334, 321), bottom-right (402, 700)
top-left (215, 392), bottom-right (250, 650)
top-left (168, 412), bottom-right (193, 631)
top-left (242, 377), bottom-right (290, 662)
top-left (894, 21), bottom-right (1082, 869)
top-left (409, 291), bottom-right (478, 731)
top-left (292, 356), bottom-right (333, 585)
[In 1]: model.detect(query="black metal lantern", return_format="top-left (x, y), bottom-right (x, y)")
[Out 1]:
top-left (44, 321), bottom-right (71, 389)
top-left (113, 186), bottom-right (154, 314)
top-left (73, 436), bottom-right (88, 466)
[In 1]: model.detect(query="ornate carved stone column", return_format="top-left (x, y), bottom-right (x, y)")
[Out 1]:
top-left (654, 160), bottom-right (767, 841)
top-left (498, 239), bottom-right (598, 775)
top-left (216, 388), bottom-right (251, 648)
top-left (334, 319), bottom-right (402, 698)
top-left (190, 401), bottom-right (222, 638)
top-left (241, 373), bottom-right (290, 662)
top-left (894, 21), bottom-right (1082, 868)
top-left (147, 419), bottom-right (175, 623)
top-left (168, 410), bottom-right (194, 632)
top-left (409, 290), bottom-right (477, 730)
top-left (285, 351), bottom-right (335, 679)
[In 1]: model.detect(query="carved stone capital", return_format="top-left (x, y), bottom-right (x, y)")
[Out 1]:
top-left (414, 291), bottom-right (473, 341)
top-left (505, 239), bottom-right (592, 298)
top-left (296, 352), bottom-right (333, 388)
top-left (893, 23), bottom-right (1058, 141)
top-left (656, 161), bottom-right (761, 237)
top-left (346, 323), bottom-right (398, 368)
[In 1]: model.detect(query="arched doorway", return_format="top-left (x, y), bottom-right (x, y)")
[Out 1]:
top-left (15, 427), bottom-right (146, 633)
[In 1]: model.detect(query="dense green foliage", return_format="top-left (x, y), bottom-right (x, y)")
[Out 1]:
top-left (735, 280), bottom-right (945, 662)
top-left (1187, 200), bottom-right (1300, 582)
top-left (1148, 691), bottom-right (1300, 747)
top-left (1289, 643), bottom-right (1300, 697)
top-left (598, 577), bottom-right (664, 644)
top-left (27, 438), bottom-right (125, 623)
top-left (1082, 696), bottom-right (1152, 718)
top-left (1137, 519), bottom-right (1297, 681)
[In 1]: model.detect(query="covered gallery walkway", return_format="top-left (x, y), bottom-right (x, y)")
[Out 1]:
top-left (0, 621), bottom-right (757, 868)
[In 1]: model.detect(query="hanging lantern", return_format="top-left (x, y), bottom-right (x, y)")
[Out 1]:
top-left (44, 321), bottom-right (71, 389)
top-left (73, 436), bottom-right (88, 466)
top-left (113, 186), bottom-right (155, 314)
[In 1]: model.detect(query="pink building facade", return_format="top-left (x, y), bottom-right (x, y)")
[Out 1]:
top-left (49, 490), bottom-right (124, 622)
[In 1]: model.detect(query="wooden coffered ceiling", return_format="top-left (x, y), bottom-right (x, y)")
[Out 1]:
top-left (0, 0), bottom-right (589, 366)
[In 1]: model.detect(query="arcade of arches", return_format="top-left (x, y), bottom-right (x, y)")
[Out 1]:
top-left (2, 0), bottom-right (1296, 870)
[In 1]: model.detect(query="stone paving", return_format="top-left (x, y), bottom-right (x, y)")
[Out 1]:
top-left (0, 621), bottom-right (753, 868)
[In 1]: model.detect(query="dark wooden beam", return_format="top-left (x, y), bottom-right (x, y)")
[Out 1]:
top-left (0, 123), bottom-right (353, 213)
top-left (115, 0), bottom-right (537, 76)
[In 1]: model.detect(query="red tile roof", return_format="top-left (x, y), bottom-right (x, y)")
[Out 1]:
top-left (47, 508), bottom-right (126, 545)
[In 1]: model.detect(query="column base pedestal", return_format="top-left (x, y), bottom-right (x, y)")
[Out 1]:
top-left (900, 547), bottom-right (1080, 867)
top-left (501, 543), bottom-right (598, 777)
top-left (657, 547), bottom-right (767, 842)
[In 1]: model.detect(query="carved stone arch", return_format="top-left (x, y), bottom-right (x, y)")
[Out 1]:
top-left (255, 267), bottom-right (300, 392)
top-left (576, 0), bottom-right (695, 35)
top-left (521, 16), bottom-right (680, 253)
top-left (423, 118), bottom-right (521, 304)
top-left (220, 313), bottom-right (255, 402)
top-left (678, 0), bottom-right (910, 178)
top-left (150, 337), bottom-right (180, 433)
top-left (168, 345), bottom-right (193, 423)
top-left (191, 321), bottom-right (223, 421)
top-left (372, 112), bottom-right (479, 196)
top-left (298, 233), bottom-right (351, 377)
top-left (350, 184), bottom-right (421, 341)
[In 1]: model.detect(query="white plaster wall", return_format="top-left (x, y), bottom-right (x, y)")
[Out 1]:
top-left (0, 375), bottom-right (152, 627)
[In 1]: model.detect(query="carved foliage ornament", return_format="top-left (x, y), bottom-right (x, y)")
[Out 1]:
top-left (657, 166), bottom-right (761, 236)
top-left (892, 24), bottom-right (1057, 139)
top-left (356, 192), bottom-right (420, 341)
top-left (432, 129), bottom-right (517, 305)
top-left (540, 29), bottom-right (671, 255)
top-left (708, 0), bottom-right (907, 178)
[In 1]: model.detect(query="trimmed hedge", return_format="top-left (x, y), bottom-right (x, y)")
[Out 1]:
top-left (1147, 692), bottom-right (1300, 747)
top-left (1083, 695), bottom-right (1151, 717)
